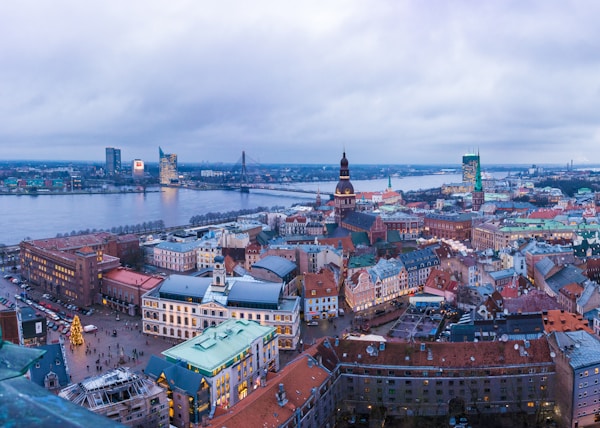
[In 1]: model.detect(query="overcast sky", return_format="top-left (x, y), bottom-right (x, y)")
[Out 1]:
top-left (1, 1), bottom-right (600, 165)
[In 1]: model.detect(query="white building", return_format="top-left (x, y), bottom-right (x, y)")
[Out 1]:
top-left (153, 240), bottom-right (202, 272)
top-left (196, 235), bottom-right (222, 270)
top-left (142, 256), bottom-right (301, 350)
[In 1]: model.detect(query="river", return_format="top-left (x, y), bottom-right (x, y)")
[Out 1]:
top-left (0, 173), bottom-right (505, 245)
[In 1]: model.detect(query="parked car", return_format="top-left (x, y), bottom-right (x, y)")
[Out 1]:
top-left (307, 321), bottom-right (319, 326)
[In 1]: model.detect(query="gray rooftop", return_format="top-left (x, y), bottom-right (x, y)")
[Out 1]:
top-left (546, 265), bottom-right (587, 295)
top-left (252, 255), bottom-right (297, 278)
top-left (489, 268), bottom-right (516, 281)
top-left (227, 279), bottom-right (282, 307)
top-left (400, 247), bottom-right (440, 270)
top-left (157, 274), bottom-right (210, 300)
top-left (553, 330), bottom-right (600, 370)
top-left (155, 240), bottom-right (203, 253)
top-left (534, 257), bottom-right (556, 278)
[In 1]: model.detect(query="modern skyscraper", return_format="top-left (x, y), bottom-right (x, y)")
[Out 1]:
top-left (159, 147), bottom-right (178, 185)
top-left (105, 147), bottom-right (121, 176)
top-left (462, 152), bottom-right (479, 185)
top-left (334, 151), bottom-right (356, 225)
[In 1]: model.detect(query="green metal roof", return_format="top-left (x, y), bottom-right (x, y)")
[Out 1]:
top-left (162, 319), bottom-right (275, 376)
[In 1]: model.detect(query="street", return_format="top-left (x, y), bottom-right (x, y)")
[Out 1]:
top-left (0, 270), bottom-right (177, 384)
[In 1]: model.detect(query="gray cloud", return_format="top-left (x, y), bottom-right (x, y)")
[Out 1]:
top-left (1, 0), bottom-right (599, 165)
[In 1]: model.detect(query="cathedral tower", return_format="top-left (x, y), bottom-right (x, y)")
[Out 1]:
top-left (334, 151), bottom-right (356, 224)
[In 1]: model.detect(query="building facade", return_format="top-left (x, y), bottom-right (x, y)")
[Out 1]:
top-left (101, 267), bottom-right (164, 316)
top-left (399, 247), bottom-right (441, 291)
top-left (382, 213), bottom-right (424, 240)
top-left (142, 259), bottom-right (301, 350)
top-left (160, 319), bottom-right (278, 413)
top-left (303, 269), bottom-right (339, 321)
top-left (548, 331), bottom-right (600, 428)
top-left (132, 159), bottom-right (144, 178)
top-left (153, 241), bottom-right (201, 272)
top-left (105, 147), bottom-right (121, 176)
top-left (335, 337), bottom-right (555, 421)
top-left (159, 146), bottom-right (178, 185)
top-left (423, 213), bottom-right (474, 241)
top-left (21, 242), bottom-right (121, 307)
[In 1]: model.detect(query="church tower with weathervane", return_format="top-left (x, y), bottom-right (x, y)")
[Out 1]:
top-left (334, 151), bottom-right (356, 225)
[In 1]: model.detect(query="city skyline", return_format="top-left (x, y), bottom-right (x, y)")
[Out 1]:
top-left (1, 1), bottom-right (600, 165)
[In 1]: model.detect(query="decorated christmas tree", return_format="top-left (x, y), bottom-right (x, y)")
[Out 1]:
top-left (70, 315), bottom-right (84, 346)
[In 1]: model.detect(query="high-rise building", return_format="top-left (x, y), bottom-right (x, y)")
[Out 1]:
top-left (105, 147), bottom-right (121, 176)
top-left (159, 147), bottom-right (178, 185)
top-left (462, 152), bottom-right (479, 184)
top-left (132, 159), bottom-right (144, 179)
top-left (334, 151), bottom-right (356, 225)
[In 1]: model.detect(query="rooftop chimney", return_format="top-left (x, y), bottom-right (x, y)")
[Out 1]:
top-left (276, 383), bottom-right (288, 407)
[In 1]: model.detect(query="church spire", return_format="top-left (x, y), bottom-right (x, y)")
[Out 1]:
top-left (474, 150), bottom-right (483, 192)
top-left (472, 150), bottom-right (485, 211)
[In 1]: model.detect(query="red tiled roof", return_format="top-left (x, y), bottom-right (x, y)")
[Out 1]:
top-left (304, 270), bottom-right (337, 298)
top-left (317, 236), bottom-right (355, 253)
top-left (27, 232), bottom-right (137, 251)
top-left (103, 268), bottom-right (163, 291)
top-left (543, 309), bottom-right (593, 334)
top-left (285, 215), bottom-right (307, 223)
top-left (528, 209), bottom-right (562, 219)
top-left (208, 355), bottom-right (330, 428)
top-left (503, 289), bottom-right (562, 314)
top-left (559, 282), bottom-right (584, 299)
top-left (335, 336), bottom-right (553, 368)
top-left (382, 190), bottom-right (401, 199)
top-left (424, 268), bottom-right (457, 293)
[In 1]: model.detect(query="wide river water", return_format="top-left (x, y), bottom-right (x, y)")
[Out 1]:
top-left (1, 173), bottom-right (506, 245)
